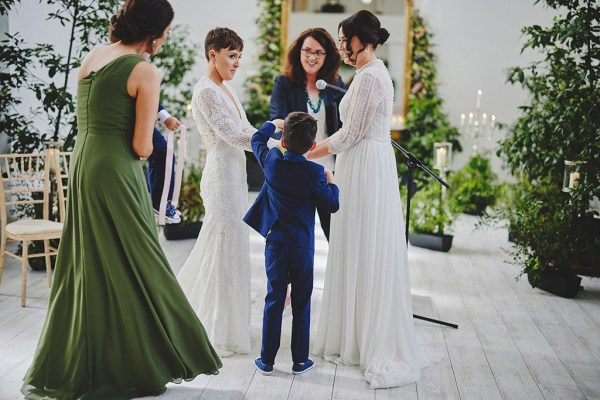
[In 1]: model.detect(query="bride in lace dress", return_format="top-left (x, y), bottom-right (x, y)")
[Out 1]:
top-left (308, 11), bottom-right (422, 388)
top-left (177, 28), bottom-right (255, 356)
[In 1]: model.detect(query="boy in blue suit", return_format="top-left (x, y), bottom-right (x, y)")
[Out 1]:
top-left (244, 112), bottom-right (340, 375)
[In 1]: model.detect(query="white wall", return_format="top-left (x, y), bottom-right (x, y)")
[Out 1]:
top-left (7, 0), bottom-right (558, 179)
top-left (7, 0), bottom-right (260, 161)
top-left (416, 0), bottom-right (556, 178)
top-left (7, 0), bottom-right (261, 109)
top-left (168, 0), bottom-right (260, 108)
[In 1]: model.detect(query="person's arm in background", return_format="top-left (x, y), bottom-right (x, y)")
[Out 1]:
top-left (157, 104), bottom-right (182, 131)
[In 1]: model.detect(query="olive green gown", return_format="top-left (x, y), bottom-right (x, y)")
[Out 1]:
top-left (21, 54), bottom-right (222, 400)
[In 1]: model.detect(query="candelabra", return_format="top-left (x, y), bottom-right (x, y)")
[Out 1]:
top-left (459, 89), bottom-right (496, 154)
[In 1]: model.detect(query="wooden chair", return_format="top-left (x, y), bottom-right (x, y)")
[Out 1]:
top-left (0, 150), bottom-right (68, 306)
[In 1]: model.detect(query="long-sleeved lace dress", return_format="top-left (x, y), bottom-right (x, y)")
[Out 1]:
top-left (313, 59), bottom-right (422, 388)
top-left (176, 76), bottom-right (255, 356)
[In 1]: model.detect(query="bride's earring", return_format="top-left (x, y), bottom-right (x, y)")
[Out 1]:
top-left (152, 40), bottom-right (156, 52)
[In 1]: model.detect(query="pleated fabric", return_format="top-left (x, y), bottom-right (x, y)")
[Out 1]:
top-left (21, 54), bottom-right (221, 400)
top-left (314, 140), bottom-right (421, 389)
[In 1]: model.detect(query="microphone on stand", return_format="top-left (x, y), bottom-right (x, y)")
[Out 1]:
top-left (316, 79), bottom-right (347, 94)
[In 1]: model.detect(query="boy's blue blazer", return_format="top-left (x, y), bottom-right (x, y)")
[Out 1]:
top-left (244, 122), bottom-right (339, 249)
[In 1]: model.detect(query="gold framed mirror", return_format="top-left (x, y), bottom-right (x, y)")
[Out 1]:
top-left (279, 0), bottom-right (414, 119)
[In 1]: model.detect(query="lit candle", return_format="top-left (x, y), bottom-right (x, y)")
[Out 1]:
top-left (468, 112), bottom-right (473, 126)
top-left (569, 171), bottom-right (580, 189)
top-left (460, 113), bottom-right (466, 129)
top-left (476, 89), bottom-right (482, 109)
top-left (490, 115), bottom-right (496, 129)
top-left (437, 147), bottom-right (447, 169)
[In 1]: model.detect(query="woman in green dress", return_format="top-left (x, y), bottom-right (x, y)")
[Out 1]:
top-left (21, 1), bottom-right (221, 398)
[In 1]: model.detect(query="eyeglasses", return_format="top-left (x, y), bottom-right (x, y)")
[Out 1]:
top-left (301, 48), bottom-right (326, 59)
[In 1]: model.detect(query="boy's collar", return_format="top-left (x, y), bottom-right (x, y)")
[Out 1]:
top-left (283, 150), bottom-right (306, 161)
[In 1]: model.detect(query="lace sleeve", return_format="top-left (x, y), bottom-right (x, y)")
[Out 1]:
top-left (195, 87), bottom-right (252, 151)
top-left (328, 71), bottom-right (382, 154)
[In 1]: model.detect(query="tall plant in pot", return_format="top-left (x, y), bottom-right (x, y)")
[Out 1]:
top-left (163, 164), bottom-right (204, 241)
top-left (498, 0), bottom-right (600, 295)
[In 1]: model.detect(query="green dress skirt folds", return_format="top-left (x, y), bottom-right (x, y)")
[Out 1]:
top-left (21, 54), bottom-right (222, 400)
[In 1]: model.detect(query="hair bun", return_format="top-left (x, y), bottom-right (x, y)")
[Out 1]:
top-left (378, 27), bottom-right (390, 45)
top-left (109, 12), bottom-right (123, 42)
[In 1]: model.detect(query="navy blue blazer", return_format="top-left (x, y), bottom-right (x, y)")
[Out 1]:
top-left (270, 75), bottom-right (345, 136)
top-left (243, 122), bottom-right (340, 249)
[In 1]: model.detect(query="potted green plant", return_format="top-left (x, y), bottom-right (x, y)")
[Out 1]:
top-left (408, 181), bottom-right (457, 252)
top-left (163, 164), bottom-right (204, 241)
top-left (508, 182), bottom-right (598, 297)
top-left (449, 154), bottom-right (500, 216)
top-left (496, 0), bottom-right (599, 295)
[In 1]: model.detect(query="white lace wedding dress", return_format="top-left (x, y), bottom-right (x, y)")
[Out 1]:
top-left (176, 76), bottom-right (255, 356)
top-left (313, 59), bottom-right (422, 388)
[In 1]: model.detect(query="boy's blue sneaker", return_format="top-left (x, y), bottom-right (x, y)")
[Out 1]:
top-left (254, 357), bottom-right (273, 376)
top-left (292, 358), bottom-right (314, 375)
top-left (153, 203), bottom-right (181, 224)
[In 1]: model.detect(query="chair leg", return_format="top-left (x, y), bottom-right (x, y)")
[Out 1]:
top-left (0, 233), bottom-right (6, 284)
top-left (21, 240), bottom-right (28, 307)
top-left (44, 239), bottom-right (52, 287)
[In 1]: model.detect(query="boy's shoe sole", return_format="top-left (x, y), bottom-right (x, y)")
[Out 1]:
top-left (292, 359), bottom-right (314, 375)
top-left (153, 209), bottom-right (181, 224)
top-left (254, 357), bottom-right (274, 376)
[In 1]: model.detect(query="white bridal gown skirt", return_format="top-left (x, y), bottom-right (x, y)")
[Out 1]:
top-left (314, 139), bottom-right (422, 389)
top-left (177, 148), bottom-right (252, 356)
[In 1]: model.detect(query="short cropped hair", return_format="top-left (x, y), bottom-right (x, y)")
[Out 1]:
top-left (204, 27), bottom-right (244, 61)
top-left (283, 112), bottom-right (317, 154)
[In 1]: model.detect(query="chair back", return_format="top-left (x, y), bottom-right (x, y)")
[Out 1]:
top-left (52, 151), bottom-right (71, 223)
top-left (0, 150), bottom-right (69, 231)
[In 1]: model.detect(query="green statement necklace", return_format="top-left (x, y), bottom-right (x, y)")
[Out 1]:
top-left (305, 87), bottom-right (323, 113)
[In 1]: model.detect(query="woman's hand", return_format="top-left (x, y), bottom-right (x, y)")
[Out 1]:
top-left (271, 118), bottom-right (285, 131)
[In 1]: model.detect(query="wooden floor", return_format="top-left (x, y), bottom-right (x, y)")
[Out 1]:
top-left (1, 212), bottom-right (599, 400)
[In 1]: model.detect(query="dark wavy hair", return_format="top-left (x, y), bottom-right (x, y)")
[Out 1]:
top-left (109, 0), bottom-right (174, 44)
top-left (204, 27), bottom-right (244, 61)
top-left (283, 112), bottom-right (317, 154)
top-left (284, 28), bottom-right (341, 86)
top-left (339, 10), bottom-right (390, 64)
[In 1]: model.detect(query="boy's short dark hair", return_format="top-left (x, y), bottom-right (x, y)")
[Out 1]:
top-left (204, 27), bottom-right (244, 61)
top-left (283, 112), bottom-right (317, 154)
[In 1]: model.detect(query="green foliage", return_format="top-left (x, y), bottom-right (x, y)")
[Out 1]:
top-left (409, 181), bottom-right (457, 235)
top-left (244, 0), bottom-right (283, 128)
top-left (497, 0), bottom-right (599, 278)
top-left (449, 154), bottom-right (500, 215)
top-left (178, 164), bottom-right (204, 225)
top-left (152, 25), bottom-right (197, 114)
top-left (0, 33), bottom-right (49, 152)
top-left (1, 0), bottom-right (196, 153)
top-left (506, 181), bottom-right (600, 277)
top-left (400, 10), bottom-right (462, 172)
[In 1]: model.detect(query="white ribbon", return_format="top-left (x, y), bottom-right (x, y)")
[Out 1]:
top-left (157, 125), bottom-right (186, 226)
